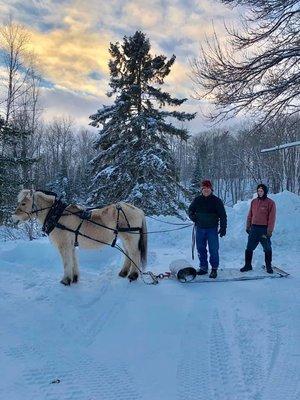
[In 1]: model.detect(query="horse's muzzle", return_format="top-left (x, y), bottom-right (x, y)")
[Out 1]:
top-left (12, 213), bottom-right (21, 223)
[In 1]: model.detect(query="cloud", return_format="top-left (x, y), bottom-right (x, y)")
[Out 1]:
top-left (27, 27), bottom-right (111, 96)
top-left (0, 0), bottom-right (241, 132)
top-left (39, 85), bottom-right (106, 128)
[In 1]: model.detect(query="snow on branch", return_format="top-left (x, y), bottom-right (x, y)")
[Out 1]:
top-left (261, 141), bottom-right (300, 153)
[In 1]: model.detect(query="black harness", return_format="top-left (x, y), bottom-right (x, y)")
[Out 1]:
top-left (42, 198), bottom-right (68, 235)
top-left (40, 195), bottom-right (142, 248)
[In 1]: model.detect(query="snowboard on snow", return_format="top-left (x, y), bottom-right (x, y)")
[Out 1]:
top-left (169, 259), bottom-right (289, 283)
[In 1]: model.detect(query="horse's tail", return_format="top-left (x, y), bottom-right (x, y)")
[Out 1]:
top-left (139, 214), bottom-right (147, 269)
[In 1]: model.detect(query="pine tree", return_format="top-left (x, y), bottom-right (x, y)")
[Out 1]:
top-left (190, 138), bottom-right (211, 196)
top-left (0, 117), bottom-right (36, 223)
top-left (190, 152), bottom-right (203, 196)
top-left (89, 31), bottom-right (195, 215)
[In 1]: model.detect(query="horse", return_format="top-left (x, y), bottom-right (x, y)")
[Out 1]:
top-left (12, 189), bottom-right (147, 285)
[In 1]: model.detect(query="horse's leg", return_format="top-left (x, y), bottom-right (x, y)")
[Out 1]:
top-left (57, 243), bottom-right (74, 286)
top-left (119, 246), bottom-right (131, 278)
top-left (124, 235), bottom-right (141, 282)
top-left (72, 248), bottom-right (80, 283)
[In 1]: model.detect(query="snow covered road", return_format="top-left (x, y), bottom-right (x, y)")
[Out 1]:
top-left (0, 191), bottom-right (299, 400)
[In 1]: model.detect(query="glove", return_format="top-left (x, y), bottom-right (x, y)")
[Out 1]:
top-left (267, 231), bottom-right (272, 238)
top-left (218, 228), bottom-right (226, 237)
top-left (246, 228), bottom-right (251, 234)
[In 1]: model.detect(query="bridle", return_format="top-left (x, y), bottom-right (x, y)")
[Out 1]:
top-left (19, 191), bottom-right (54, 220)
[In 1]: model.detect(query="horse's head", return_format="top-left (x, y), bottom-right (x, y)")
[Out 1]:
top-left (12, 189), bottom-right (35, 222)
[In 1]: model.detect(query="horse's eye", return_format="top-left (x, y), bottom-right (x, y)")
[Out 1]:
top-left (21, 203), bottom-right (26, 206)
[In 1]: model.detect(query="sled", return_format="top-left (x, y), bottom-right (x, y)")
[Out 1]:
top-left (169, 259), bottom-right (290, 283)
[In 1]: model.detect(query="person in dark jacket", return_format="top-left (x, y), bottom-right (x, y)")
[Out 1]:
top-left (188, 180), bottom-right (227, 279)
top-left (241, 183), bottom-right (276, 274)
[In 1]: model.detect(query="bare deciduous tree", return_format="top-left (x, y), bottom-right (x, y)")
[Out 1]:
top-left (190, 0), bottom-right (300, 125)
top-left (0, 19), bottom-right (35, 124)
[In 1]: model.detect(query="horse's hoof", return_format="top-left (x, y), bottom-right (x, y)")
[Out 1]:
top-left (60, 277), bottom-right (71, 286)
top-left (119, 270), bottom-right (128, 278)
top-left (72, 275), bottom-right (78, 283)
top-left (128, 272), bottom-right (139, 282)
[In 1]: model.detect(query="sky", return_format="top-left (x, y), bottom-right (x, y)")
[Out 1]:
top-left (0, 0), bottom-right (241, 134)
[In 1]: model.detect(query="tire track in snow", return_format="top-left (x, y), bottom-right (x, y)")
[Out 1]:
top-left (176, 304), bottom-right (248, 400)
top-left (234, 312), bottom-right (268, 400)
top-left (31, 263), bottom-right (127, 347)
top-left (23, 358), bottom-right (141, 400)
top-left (209, 310), bottom-right (247, 400)
top-left (234, 306), bottom-right (299, 400)
top-left (265, 316), bottom-right (281, 377)
top-left (176, 306), bottom-right (212, 400)
top-left (261, 323), bottom-right (300, 400)
top-left (82, 280), bottom-right (130, 346)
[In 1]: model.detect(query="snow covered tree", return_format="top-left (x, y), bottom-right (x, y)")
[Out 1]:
top-left (0, 117), bottom-right (35, 223)
top-left (89, 31), bottom-right (195, 215)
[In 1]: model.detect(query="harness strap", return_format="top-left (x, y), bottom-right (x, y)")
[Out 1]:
top-left (118, 205), bottom-right (131, 228)
top-left (118, 227), bottom-right (142, 232)
top-left (56, 222), bottom-right (113, 247)
top-left (111, 205), bottom-right (121, 247)
top-left (74, 220), bottom-right (84, 247)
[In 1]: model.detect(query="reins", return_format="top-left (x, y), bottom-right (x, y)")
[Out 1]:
top-left (147, 215), bottom-right (192, 226)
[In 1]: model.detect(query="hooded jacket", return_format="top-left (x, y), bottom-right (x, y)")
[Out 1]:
top-left (246, 194), bottom-right (276, 233)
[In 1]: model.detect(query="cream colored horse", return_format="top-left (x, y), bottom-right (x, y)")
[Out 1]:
top-left (13, 189), bottom-right (147, 285)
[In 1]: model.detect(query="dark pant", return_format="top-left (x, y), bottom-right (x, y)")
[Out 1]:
top-left (196, 227), bottom-right (219, 270)
top-left (246, 225), bottom-right (272, 252)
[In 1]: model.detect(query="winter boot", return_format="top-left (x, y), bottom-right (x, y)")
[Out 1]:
top-left (240, 250), bottom-right (253, 272)
top-left (197, 269), bottom-right (208, 275)
top-left (209, 269), bottom-right (218, 279)
top-left (265, 251), bottom-right (273, 274)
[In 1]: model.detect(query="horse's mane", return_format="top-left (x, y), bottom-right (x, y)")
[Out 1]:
top-left (17, 189), bottom-right (31, 202)
top-left (36, 189), bottom-right (57, 197)
top-left (17, 189), bottom-right (58, 203)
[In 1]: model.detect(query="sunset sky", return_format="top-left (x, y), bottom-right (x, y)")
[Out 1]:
top-left (0, 0), bottom-right (241, 133)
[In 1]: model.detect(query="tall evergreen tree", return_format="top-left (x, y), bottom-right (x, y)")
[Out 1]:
top-left (89, 31), bottom-right (195, 215)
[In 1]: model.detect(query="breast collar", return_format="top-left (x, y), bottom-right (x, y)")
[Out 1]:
top-left (42, 198), bottom-right (68, 235)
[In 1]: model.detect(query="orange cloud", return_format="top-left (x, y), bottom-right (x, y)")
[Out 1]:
top-left (27, 26), bottom-right (111, 96)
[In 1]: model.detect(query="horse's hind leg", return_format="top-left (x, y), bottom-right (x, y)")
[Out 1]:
top-left (58, 244), bottom-right (74, 286)
top-left (120, 234), bottom-right (141, 281)
top-left (72, 248), bottom-right (80, 283)
top-left (119, 255), bottom-right (130, 278)
top-left (127, 244), bottom-right (141, 282)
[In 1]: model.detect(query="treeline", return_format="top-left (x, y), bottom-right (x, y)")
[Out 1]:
top-left (174, 116), bottom-right (300, 205)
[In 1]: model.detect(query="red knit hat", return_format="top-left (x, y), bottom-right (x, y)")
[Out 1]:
top-left (201, 180), bottom-right (213, 189)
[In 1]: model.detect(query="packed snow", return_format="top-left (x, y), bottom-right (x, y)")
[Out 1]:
top-left (0, 191), bottom-right (299, 400)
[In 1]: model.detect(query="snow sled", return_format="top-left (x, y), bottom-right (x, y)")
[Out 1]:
top-left (169, 259), bottom-right (289, 283)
